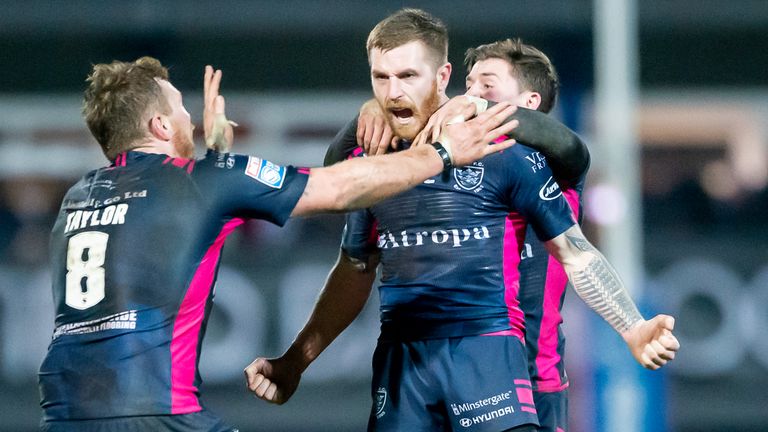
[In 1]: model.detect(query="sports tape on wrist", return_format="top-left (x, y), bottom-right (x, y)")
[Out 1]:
top-left (205, 113), bottom-right (237, 153)
top-left (466, 96), bottom-right (489, 114)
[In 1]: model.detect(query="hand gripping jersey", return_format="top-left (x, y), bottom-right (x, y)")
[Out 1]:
top-left (39, 150), bottom-right (308, 421)
top-left (342, 144), bottom-right (576, 342)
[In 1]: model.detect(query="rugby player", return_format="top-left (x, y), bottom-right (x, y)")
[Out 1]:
top-left (245, 9), bottom-right (679, 432)
top-left (324, 34), bottom-right (674, 432)
top-left (37, 56), bottom-right (517, 431)
top-left (464, 38), bottom-right (590, 432)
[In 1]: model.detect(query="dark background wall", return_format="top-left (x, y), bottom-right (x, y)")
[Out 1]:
top-left (1, 1), bottom-right (767, 431)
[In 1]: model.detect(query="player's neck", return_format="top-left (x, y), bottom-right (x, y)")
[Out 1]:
top-left (131, 139), bottom-right (181, 158)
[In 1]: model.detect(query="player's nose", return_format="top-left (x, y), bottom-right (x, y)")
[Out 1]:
top-left (465, 83), bottom-right (482, 98)
top-left (387, 78), bottom-right (404, 100)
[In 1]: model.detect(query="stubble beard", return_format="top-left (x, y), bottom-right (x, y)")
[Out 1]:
top-left (385, 81), bottom-right (441, 142)
top-left (172, 127), bottom-right (195, 159)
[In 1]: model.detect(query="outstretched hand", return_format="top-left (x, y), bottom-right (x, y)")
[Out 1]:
top-left (438, 101), bottom-right (519, 167)
top-left (244, 356), bottom-right (303, 405)
top-left (621, 314), bottom-right (680, 370)
top-left (203, 65), bottom-right (237, 152)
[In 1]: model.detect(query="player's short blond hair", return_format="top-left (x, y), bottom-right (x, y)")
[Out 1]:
top-left (83, 56), bottom-right (171, 161)
top-left (366, 8), bottom-right (448, 70)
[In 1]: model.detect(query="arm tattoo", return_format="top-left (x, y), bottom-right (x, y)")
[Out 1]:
top-left (569, 254), bottom-right (643, 333)
top-left (566, 233), bottom-right (593, 252)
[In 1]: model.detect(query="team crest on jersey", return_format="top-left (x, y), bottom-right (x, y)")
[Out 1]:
top-left (245, 156), bottom-right (286, 189)
top-left (375, 387), bottom-right (387, 418)
top-left (454, 166), bottom-right (484, 191)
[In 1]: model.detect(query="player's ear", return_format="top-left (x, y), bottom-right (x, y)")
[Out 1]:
top-left (148, 114), bottom-right (173, 141)
top-left (437, 62), bottom-right (452, 94)
top-left (524, 91), bottom-right (542, 111)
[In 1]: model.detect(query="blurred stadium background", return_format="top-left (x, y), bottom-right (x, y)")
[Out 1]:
top-left (1, 1), bottom-right (767, 431)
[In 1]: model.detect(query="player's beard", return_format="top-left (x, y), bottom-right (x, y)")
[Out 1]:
top-left (172, 123), bottom-right (195, 159)
top-left (385, 81), bottom-right (441, 141)
top-left (171, 120), bottom-right (195, 159)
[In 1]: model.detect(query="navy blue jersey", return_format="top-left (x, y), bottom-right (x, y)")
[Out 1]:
top-left (343, 144), bottom-right (575, 342)
top-left (39, 150), bottom-right (308, 421)
top-left (517, 170), bottom-right (587, 393)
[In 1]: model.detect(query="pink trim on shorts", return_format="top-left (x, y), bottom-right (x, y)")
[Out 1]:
top-left (521, 406), bottom-right (538, 414)
top-left (516, 386), bottom-right (535, 406)
top-left (170, 218), bottom-right (244, 414)
top-left (515, 379), bottom-right (537, 414)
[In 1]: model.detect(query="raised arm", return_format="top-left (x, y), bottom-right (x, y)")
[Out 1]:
top-left (203, 65), bottom-right (236, 152)
top-left (544, 224), bottom-right (680, 370)
top-left (244, 250), bottom-right (378, 404)
top-left (292, 101), bottom-right (519, 217)
top-left (414, 96), bottom-right (590, 183)
top-left (506, 107), bottom-right (590, 182)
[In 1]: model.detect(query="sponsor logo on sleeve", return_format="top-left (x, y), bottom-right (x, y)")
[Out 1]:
top-left (245, 156), bottom-right (286, 189)
top-left (215, 153), bottom-right (236, 169)
top-left (539, 176), bottom-right (562, 201)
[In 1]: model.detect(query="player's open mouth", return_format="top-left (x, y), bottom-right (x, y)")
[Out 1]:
top-left (391, 108), bottom-right (414, 124)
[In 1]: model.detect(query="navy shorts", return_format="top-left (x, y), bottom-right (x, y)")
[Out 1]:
top-left (533, 389), bottom-right (568, 432)
top-left (40, 410), bottom-right (237, 432)
top-left (368, 334), bottom-right (539, 432)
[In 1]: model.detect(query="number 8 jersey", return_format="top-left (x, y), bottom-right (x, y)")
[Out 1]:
top-left (39, 150), bottom-right (308, 421)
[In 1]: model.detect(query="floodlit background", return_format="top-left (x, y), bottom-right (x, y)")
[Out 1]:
top-left (1, 1), bottom-right (766, 431)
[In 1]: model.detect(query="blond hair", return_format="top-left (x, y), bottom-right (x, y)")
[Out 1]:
top-left (83, 56), bottom-right (170, 160)
top-left (367, 8), bottom-right (448, 70)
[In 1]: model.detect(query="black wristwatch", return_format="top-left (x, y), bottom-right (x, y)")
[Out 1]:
top-left (430, 142), bottom-right (453, 171)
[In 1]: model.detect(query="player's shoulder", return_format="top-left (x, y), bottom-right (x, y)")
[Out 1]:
top-left (484, 143), bottom-right (543, 170)
top-left (193, 150), bottom-right (266, 178)
top-left (194, 150), bottom-right (303, 192)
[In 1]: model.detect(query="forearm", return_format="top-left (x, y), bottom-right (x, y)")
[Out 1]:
top-left (331, 144), bottom-right (443, 209)
top-left (567, 250), bottom-right (643, 333)
top-left (505, 107), bottom-right (589, 181)
top-left (295, 144), bottom-right (442, 215)
top-left (285, 252), bottom-right (376, 370)
top-left (546, 226), bottom-right (643, 333)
